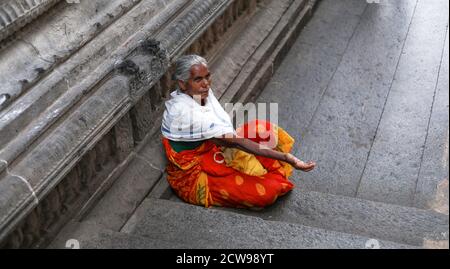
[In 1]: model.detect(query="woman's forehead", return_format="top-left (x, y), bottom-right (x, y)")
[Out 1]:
top-left (190, 64), bottom-right (210, 77)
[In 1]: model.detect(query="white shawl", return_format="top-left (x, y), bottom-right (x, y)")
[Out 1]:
top-left (161, 88), bottom-right (235, 141)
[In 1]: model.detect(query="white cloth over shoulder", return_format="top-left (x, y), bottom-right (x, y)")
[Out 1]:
top-left (161, 88), bottom-right (235, 141)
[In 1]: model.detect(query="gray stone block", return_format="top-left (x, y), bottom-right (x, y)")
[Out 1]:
top-left (256, 42), bottom-right (341, 141)
top-left (0, 174), bottom-right (36, 241)
top-left (49, 220), bottom-right (188, 249)
top-left (357, 0), bottom-right (449, 206)
top-left (317, 0), bottom-right (367, 17)
top-left (414, 29), bottom-right (449, 213)
top-left (82, 157), bottom-right (162, 231)
top-left (298, 0), bottom-right (366, 55)
top-left (0, 0), bottom-right (140, 110)
top-left (123, 198), bottom-right (415, 249)
top-left (0, 0), bottom-right (60, 43)
top-left (220, 188), bottom-right (449, 247)
top-left (289, 0), bottom-right (417, 196)
top-left (213, 0), bottom-right (303, 100)
top-left (146, 175), bottom-right (174, 200)
top-left (138, 133), bottom-right (168, 172)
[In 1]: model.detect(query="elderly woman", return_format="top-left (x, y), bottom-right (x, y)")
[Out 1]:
top-left (161, 55), bottom-right (315, 209)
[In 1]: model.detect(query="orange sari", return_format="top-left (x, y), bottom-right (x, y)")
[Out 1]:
top-left (162, 120), bottom-right (295, 209)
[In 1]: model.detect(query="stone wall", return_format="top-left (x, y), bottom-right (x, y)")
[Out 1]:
top-left (0, 0), bottom-right (61, 43)
top-left (0, 0), bottom-right (317, 248)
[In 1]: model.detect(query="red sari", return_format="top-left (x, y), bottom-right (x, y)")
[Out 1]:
top-left (162, 120), bottom-right (295, 209)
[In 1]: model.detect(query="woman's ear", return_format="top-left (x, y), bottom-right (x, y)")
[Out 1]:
top-left (178, 80), bottom-right (186, 91)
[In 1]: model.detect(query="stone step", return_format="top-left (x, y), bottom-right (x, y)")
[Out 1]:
top-left (120, 198), bottom-right (416, 249)
top-left (48, 220), bottom-right (189, 249)
top-left (216, 188), bottom-right (449, 247)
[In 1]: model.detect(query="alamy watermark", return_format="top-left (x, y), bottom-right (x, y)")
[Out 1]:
top-left (365, 239), bottom-right (381, 249)
top-left (65, 239), bottom-right (80, 249)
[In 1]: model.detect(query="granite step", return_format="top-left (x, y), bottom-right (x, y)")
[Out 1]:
top-left (216, 188), bottom-right (449, 247)
top-left (48, 220), bottom-right (190, 249)
top-left (120, 198), bottom-right (416, 249)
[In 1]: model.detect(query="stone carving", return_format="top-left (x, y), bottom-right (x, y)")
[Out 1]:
top-left (161, 0), bottom-right (231, 56)
top-left (130, 92), bottom-right (153, 144)
top-left (115, 59), bottom-right (140, 76)
top-left (0, 0), bottom-right (61, 43)
top-left (1, 129), bottom-right (120, 248)
top-left (140, 39), bottom-right (167, 60)
top-left (113, 113), bottom-right (134, 163)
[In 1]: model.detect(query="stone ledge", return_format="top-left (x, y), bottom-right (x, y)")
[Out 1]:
top-left (0, 0), bottom-right (142, 111)
top-left (121, 198), bottom-right (416, 249)
top-left (0, 0), bottom-right (60, 43)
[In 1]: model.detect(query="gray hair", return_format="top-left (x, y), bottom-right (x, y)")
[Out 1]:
top-left (173, 55), bottom-right (208, 82)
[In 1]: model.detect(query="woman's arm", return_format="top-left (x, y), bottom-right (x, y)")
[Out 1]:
top-left (211, 134), bottom-right (316, 172)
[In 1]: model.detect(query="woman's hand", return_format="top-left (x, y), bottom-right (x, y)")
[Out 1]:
top-left (285, 153), bottom-right (316, 172)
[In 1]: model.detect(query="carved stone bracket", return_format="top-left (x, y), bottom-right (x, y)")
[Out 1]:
top-left (115, 38), bottom-right (169, 103)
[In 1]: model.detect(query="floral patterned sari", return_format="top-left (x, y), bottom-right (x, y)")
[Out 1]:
top-left (162, 120), bottom-right (296, 209)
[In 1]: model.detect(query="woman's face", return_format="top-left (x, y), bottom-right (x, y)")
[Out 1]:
top-left (179, 64), bottom-right (211, 100)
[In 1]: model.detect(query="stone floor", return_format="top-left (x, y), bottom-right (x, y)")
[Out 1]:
top-left (257, 0), bottom-right (449, 211)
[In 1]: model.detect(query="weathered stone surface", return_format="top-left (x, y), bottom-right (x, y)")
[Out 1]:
top-left (286, 0), bottom-right (418, 197)
top-left (221, 189), bottom-right (449, 246)
top-left (48, 220), bottom-right (188, 249)
top-left (0, 75), bottom-right (132, 242)
top-left (159, 0), bottom-right (234, 57)
top-left (219, 0), bottom-right (314, 105)
top-left (256, 43), bottom-right (340, 140)
top-left (297, 0), bottom-right (366, 56)
top-left (357, 0), bottom-right (449, 206)
top-left (113, 113), bottom-right (135, 163)
top-left (81, 157), bottom-right (162, 231)
top-left (10, 77), bottom-right (131, 190)
top-left (0, 0), bottom-right (140, 110)
top-left (0, 0), bottom-right (178, 166)
top-left (0, 174), bottom-right (37, 236)
top-left (138, 134), bottom-right (167, 172)
top-left (255, 0), bottom-right (369, 192)
top-left (213, 0), bottom-right (298, 99)
top-left (414, 29), bottom-right (449, 213)
top-left (146, 175), bottom-right (173, 200)
top-left (122, 198), bottom-right (415, 249)
top-left (0, 0), bottom-right (60, 43)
